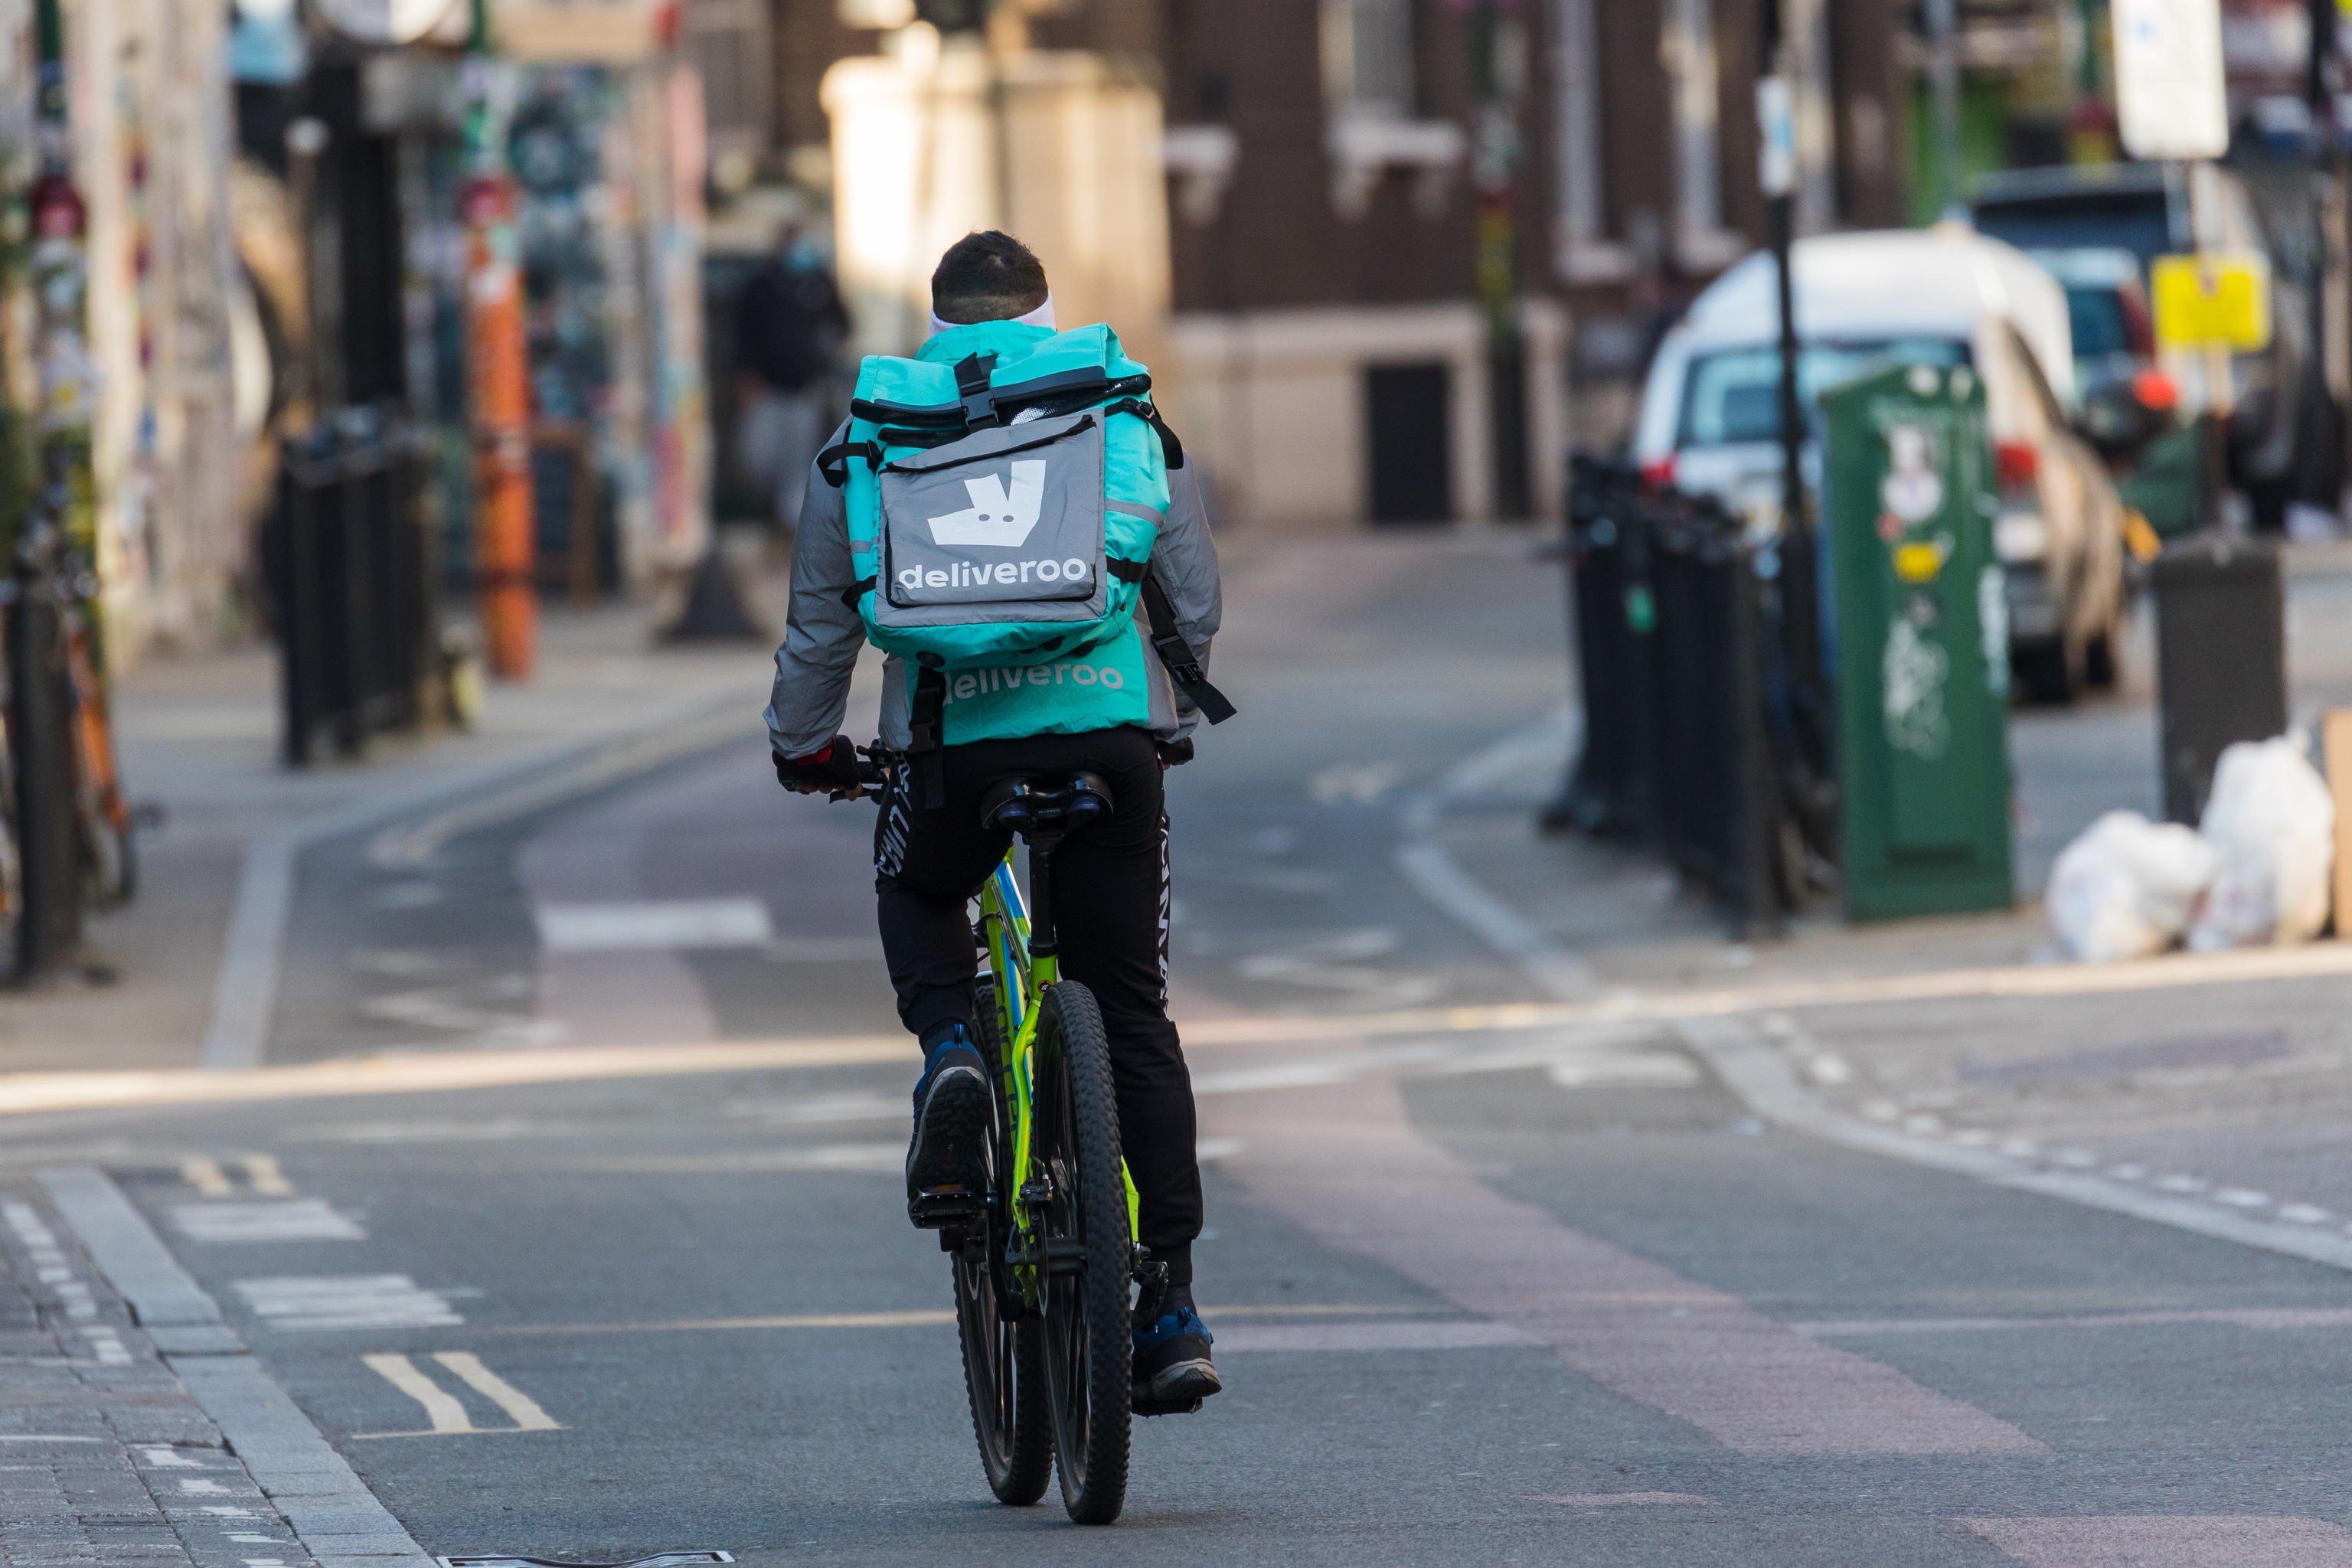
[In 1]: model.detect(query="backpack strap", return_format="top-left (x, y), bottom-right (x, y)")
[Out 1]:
top-left (907, 660), bottom-right (949, 808)
top-left (841, 577), bottom-right (875, 610)
top-left (816, 440), bottom-right (880, 489)
top-left (1103, 397), bottom-right (1184, 469)
top-left (1135, 570), bottom-right (1236, 725)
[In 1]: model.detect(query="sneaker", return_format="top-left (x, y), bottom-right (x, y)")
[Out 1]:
top-left (1132, 1305), bottom-right (1220, 1409)
top-left (905, 1027), bottom-right (992, 1226)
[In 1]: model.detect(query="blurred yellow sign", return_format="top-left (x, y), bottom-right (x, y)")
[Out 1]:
top-left (2151, 253), bottom-right (2272, 352)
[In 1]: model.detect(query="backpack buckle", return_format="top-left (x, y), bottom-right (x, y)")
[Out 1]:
top-left (954, 353), bottom-right (1001, 430)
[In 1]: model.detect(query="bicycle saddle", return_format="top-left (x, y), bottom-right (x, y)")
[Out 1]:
top-left (980, 772), bottom-right (1116, 836)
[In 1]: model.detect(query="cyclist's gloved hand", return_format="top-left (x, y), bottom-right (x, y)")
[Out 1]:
top-left (774, 737), bottom-right (864, 799)
top-left (1155, 737), bottom-right (1195, 769)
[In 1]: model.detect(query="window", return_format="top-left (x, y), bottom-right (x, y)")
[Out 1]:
top-left (1677, 339), bottom-right (1971, 449)
top-left (1323, 0), bottom-right (1416, 120)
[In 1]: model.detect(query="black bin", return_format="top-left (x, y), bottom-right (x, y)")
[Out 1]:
top-left (2151, 534), bottom-right (2286, 825)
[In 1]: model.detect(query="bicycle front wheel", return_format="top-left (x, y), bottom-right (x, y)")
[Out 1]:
top-left (1033, 981), bottom-right (1132, 1525)
top-left (953, 975), bottom-right (1050, 1505)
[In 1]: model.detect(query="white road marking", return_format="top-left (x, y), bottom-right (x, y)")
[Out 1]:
top-left (1308, 761), bottom-right (1404, 804)
top-left (1547, 1055), bottom-right (1702, 1089)
top-left (358, 1351), bottom-right (560, 1437)
top-left (178, 1478), bottom-right (235, 1494)
top-left (430, 1352), bottom-right (560, 1430)
top-left (181, 1159), bottom-right (235, 1198)
top-left (240, 1156), bottom-right (293, 1197)
top-left (139, 1446), bottom-right (201, 1468)
top-left (361, 1354), bottom-right (475, 1433)
top-left (237, 1275), bottom-right (466, 1331)
top-left (175, 1200), bottom-right (364, 1243)
top-left (534, 899), bottom-right (774, 953)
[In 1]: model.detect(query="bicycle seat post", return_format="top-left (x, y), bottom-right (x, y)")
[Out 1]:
top-left (1025, 829), bottom-right (1064, 962)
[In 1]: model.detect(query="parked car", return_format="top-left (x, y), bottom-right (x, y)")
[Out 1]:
top-left (1972, 162), bottom-right (2328, 529)
top-left (1632, 227), bottom-right (2129, 704)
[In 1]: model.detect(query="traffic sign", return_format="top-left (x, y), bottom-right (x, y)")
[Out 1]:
top-left (2112, 0), bottom-right (2230, 162)
top-left (2151, 253), bottom-right (2273, 351)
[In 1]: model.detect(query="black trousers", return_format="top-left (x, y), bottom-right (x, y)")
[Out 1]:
top-left (874, 726), bottom-right (1203, 1281)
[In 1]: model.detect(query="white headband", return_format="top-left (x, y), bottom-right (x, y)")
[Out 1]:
top-left (928, 293), bottom-right (1056, 339)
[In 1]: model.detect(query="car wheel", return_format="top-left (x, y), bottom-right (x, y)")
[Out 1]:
top-left (2085, 616), bottom-right (2122, 691)
top-left (2014, 638), bottom-right (2081, 706)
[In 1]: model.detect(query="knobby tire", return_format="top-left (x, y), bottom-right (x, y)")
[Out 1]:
top-left (1034, 981), bottom-right (1132, 1524)
top-left (952, 975), bottom-right (1050, 1504)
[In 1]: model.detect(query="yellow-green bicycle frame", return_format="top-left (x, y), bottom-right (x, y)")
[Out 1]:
top-left (976, 854), bottom-right (1145, 1305)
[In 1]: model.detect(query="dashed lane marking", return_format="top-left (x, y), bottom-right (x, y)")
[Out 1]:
top-left (175, 1199), bottom-right (365, 1243)
top-left (533, 899), bottom-right (774, 953)
top-left (237, 1275), bottom-right (467, 1331)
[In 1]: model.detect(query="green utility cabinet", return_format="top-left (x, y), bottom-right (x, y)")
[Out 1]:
top-left (1820, 363), bottom-right (2014, 921)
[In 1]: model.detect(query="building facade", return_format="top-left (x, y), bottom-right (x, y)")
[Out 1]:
top-left (755, 0), bottom-right (1910, 529)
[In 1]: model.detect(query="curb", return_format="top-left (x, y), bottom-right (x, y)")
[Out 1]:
top-left (202, 694), bottom-right (757, 1070)
top-left (38, 1165), bottom-right (436, 1568)
top-left (1401, 710), bottom-right (2352, 1280)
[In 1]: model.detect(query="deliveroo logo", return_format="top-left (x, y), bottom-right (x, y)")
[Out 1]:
top-left (928, 460), bottom-right (1047, 547)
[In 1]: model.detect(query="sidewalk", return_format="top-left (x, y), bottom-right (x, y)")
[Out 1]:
top-left (0, 573), bottom-right (792, 1076)
top-left (0, 1174), bottom-right (354, 1568)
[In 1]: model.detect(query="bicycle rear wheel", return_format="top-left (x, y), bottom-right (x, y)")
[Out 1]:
top-left (952, 976), bottom-right (1050, 1505)
top-left (1032, 980), bottom-right (1132, 1525)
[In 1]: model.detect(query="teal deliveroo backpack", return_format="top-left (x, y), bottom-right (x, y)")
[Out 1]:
top-left (815, 322), bottom-right (1234, 803)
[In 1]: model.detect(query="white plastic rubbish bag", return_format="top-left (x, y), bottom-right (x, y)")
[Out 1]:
top-left (2049, 810), bottom-right (2221, 962)
top-left (2187, 736), bottom-right (2337, 952)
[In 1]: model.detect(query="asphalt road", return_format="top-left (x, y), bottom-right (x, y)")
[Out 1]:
top-left (15, 534), bottom-right (2352, 1566)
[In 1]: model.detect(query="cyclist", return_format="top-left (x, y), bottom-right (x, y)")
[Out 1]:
top-left (766, 231), bottom-right (1224, 1410)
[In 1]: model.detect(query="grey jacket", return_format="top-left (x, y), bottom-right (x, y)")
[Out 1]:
top-left (765, 420), bottom-right (1223, 758)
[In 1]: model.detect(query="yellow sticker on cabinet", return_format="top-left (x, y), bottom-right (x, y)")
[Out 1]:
top-left (2151, 253), bottom-right (2272, 352)
top-left (1893, 541), bottom-right (1945, 583)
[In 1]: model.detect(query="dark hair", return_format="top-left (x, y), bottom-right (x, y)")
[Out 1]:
top-left (930, 230), bottom-right (1050, 325)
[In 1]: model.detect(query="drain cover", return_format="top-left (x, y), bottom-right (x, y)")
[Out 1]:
top-left (439, 1555), bottom-right (733, 1568)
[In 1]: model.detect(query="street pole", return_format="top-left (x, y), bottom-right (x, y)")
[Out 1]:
top-left (1759, 1), bottom-right (1816, 684)
top-left (1472, 0), bottom-right (1530, 521)
top-left (461, 0), bottom-right (537, 681)
top-left (2308, 0), bottom-right (2348, 521)
top-left (1925, 0), bottom-right (1962, 217)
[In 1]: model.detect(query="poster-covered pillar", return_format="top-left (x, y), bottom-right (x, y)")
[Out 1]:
top-left (461, 2), bottom-right (537, 681)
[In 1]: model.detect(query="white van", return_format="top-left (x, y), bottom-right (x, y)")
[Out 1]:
top-left (1632, 227), bottom-right (2128, 702)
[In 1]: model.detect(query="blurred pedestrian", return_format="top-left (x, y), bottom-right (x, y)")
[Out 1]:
top-left (737, 218), bottom-right (849, 536)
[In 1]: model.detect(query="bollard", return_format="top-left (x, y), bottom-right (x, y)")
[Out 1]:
top-left (2151, 534), bottom-right (2286, 825)
top-left (7, 537), bottom-right (82, 978)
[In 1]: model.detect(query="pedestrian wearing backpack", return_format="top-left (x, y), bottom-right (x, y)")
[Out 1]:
top-left (767, 231), bottom-right (1230, 1409)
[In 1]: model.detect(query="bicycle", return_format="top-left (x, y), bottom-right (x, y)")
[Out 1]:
top-left (851, 750), bottom-right (1174, 1526)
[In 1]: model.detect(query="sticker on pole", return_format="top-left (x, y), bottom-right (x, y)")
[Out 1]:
top-left (2151, 253), bottom-right (2273, 351)
top-left (2112, 0), bottom-right (2229, 162)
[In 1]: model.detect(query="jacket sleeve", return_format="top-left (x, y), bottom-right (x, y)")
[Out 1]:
top-left (763, 423), bottom-right (864, 758)
top-left (1152, 458), bottom-right (1224, 735)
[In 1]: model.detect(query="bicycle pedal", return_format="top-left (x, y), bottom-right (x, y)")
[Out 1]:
top-left (1131, 1394), bottom-right (1204, 1418)
top-left (908, 1189), bottom-right (987, 1230)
